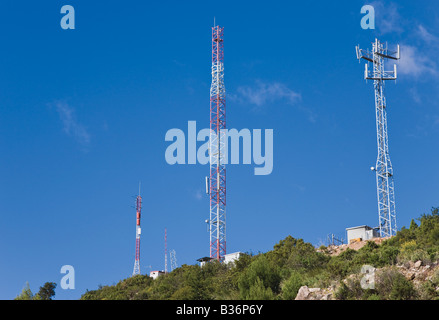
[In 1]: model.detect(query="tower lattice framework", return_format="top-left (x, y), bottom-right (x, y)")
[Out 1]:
top-left (209, 25), bottom-right (226, 261)
top-left (356, 38), bottom-right (400, 238)
top-left (132, 193), bottom-right (142, 276)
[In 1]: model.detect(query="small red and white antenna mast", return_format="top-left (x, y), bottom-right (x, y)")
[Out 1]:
top-left (132, 183), bottom-right (142, 276)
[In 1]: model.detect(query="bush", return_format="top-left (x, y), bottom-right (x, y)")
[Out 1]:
top-left (326, 249), bottom-right (357, 279)
top-left (281, 272), bottom-right (303, 300)
top-left (334, 277), bottom-right (376, 300)
top-left (238, 255), bottom-right (281, 299)
top-left (335, 282), bottom-right (351, 300)
top-left (397, 240), bottom-right (430, 264)
top-left (375, 268), bottom-right (416, 300)
top-left (245, 278), bottom-right (274, 300)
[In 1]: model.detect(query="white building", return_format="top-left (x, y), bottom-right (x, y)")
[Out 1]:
top-left (224, 252), bottom-right (242, 265)
top-left (197, 257), bottom-right (213, 267)
top-left (149, 270), bottom-right (165, 280)
top-left (196, 252), bottom-right (242, 267)
top-left (346, 225), bottom-right (380, 243)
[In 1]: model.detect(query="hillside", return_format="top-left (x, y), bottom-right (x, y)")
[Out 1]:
top-left (81, 207), bottom-right (439, 300)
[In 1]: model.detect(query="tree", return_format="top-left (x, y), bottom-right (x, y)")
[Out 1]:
top-left (245, 278), bottom-right (274, 300)
top-left (376, 269), bottom-right (416, 300)
top-left (14, 282), bottom-right (33, 300)
top-left (37, 282), bottom-right (57, 300)
top-left (281, 272), bottom-right (303, 300)
top-left (238, 255), bottom-right (281, 299)
top-left (409, 219), bottom-right (418, 231)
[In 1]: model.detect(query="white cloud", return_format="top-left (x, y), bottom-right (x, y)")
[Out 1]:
top-left (194, 189), bottom-right (203, 200)
top-left (417, 25), bottom-right (439, 45)
top-left (229, 80), bottom-right (318, 122)
top-left (53, 101), bottom-right (90, 146)
top-left (397, 45), bottom-right (437, 78)
top-left (370, 1), bottom-right (403, 35)
top-left (409, 87), bottom-right (421, 104)
top-left (233, 81), bottom-right (301, 107)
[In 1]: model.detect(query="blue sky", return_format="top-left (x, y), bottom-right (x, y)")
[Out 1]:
top-left (1, 0), bottom-right (439, 300)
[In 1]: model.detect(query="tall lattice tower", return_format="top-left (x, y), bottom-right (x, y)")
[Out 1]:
top-left (164, 228), bottom-right (168, 274)
top-left (170, 249), bottom-right (177, 271)
top-left (132, 189), bottom-right (142, 276)
top-left (208, 24), bottom-right (226, 261)
top-left (356, 39), bottom-right (400, 237)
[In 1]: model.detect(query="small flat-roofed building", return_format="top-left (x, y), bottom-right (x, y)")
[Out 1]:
top-left (197, 256), bottom-right (213, 267)
top-left (224, 252), bottom-right (242, 265)
top-left (346, 225), bottom-right (380, 243)
top-left (149, 270), bottom-right (165, 280)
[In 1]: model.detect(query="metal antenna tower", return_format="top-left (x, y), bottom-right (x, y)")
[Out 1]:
top-left (132, 185), bottom-right (142, 276)
top-left (327, 234), bottom-right (344, 246)
top-left (356, 39), bottom-right (400, 238)
top-left (208, 24), bottom-right (226, 261)
top-left (170, 249), bottom-right (177, 271)
top-left (164, 228), bottom-right (168, 274)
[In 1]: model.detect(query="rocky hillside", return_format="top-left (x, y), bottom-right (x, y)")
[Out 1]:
top-left (82, 207), bottom-right (439, 300)
top-left (320, 237), bottom-right (390, 256)
top-left (296, 260), bottom-right (439, 300)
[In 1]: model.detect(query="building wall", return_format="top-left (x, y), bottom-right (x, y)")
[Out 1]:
top-left (347, 228), bottom-right (367, 242)
top-left (224, 252), bottom-right (241, 265)
top-left (347, 226), bottom-right (379, 243)
top-left (150, 271), bottom-right (164, 280)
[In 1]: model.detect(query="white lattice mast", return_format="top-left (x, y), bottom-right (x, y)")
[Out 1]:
top-left (170, 249), bottom-right (177, 271)
top-left (164, 228), bottom-right (168, 274)
top-left (356, 39), bottom-right (400, 237)
top-left (132, 184), bottom-right (142, 276)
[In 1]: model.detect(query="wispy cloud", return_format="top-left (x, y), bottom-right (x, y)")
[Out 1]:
top-left (409, 87), bottom-right (421, 104)
top-left (230, 80), bottom-right (317, 122)
top-left (230, 80), bottom-right (318, 122)
top-left (370, 1), bottom-right (404, 35)
top-left (194, 189), bottom-right (203, 201)
top-left (369, 4), bottom-right (439, 80)
top-left (416, 25), bottom-right (439, 46)
top-left (397, 45), bottom-right (437, 78)
top-left (232, 81), bottom-right (301, 108)
top-left (52, 101), bottom-right (90, 146)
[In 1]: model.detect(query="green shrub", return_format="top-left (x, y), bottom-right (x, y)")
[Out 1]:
top-left (245, 278), bottom-right (274, 300)
top-left (238, 254), bottom-right (281, 299)
top-left (281, 272), bottom-right (303, 300)
top-left (335, 282), bottom-right (351, 300)
top-left (376, 268), bottom-right (416, 300)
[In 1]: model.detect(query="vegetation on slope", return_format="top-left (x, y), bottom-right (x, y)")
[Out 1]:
top-left (15, 282), bottom-right (57, 300)
top-left (81, 207), bottom-right (439, 300)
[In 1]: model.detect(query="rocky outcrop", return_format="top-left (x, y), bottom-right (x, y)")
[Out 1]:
top-left (295, 286), bottom-right (335, 300)
top-left (295, 261), bottom-right (439, 300)
top-left (320, 237), bottom-right (391, 256)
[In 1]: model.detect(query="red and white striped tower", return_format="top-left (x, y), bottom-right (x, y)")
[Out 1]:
top-left (132, 191), bottom-right (142, 276)
top-left (208, 24), bottom-right (226, 261)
